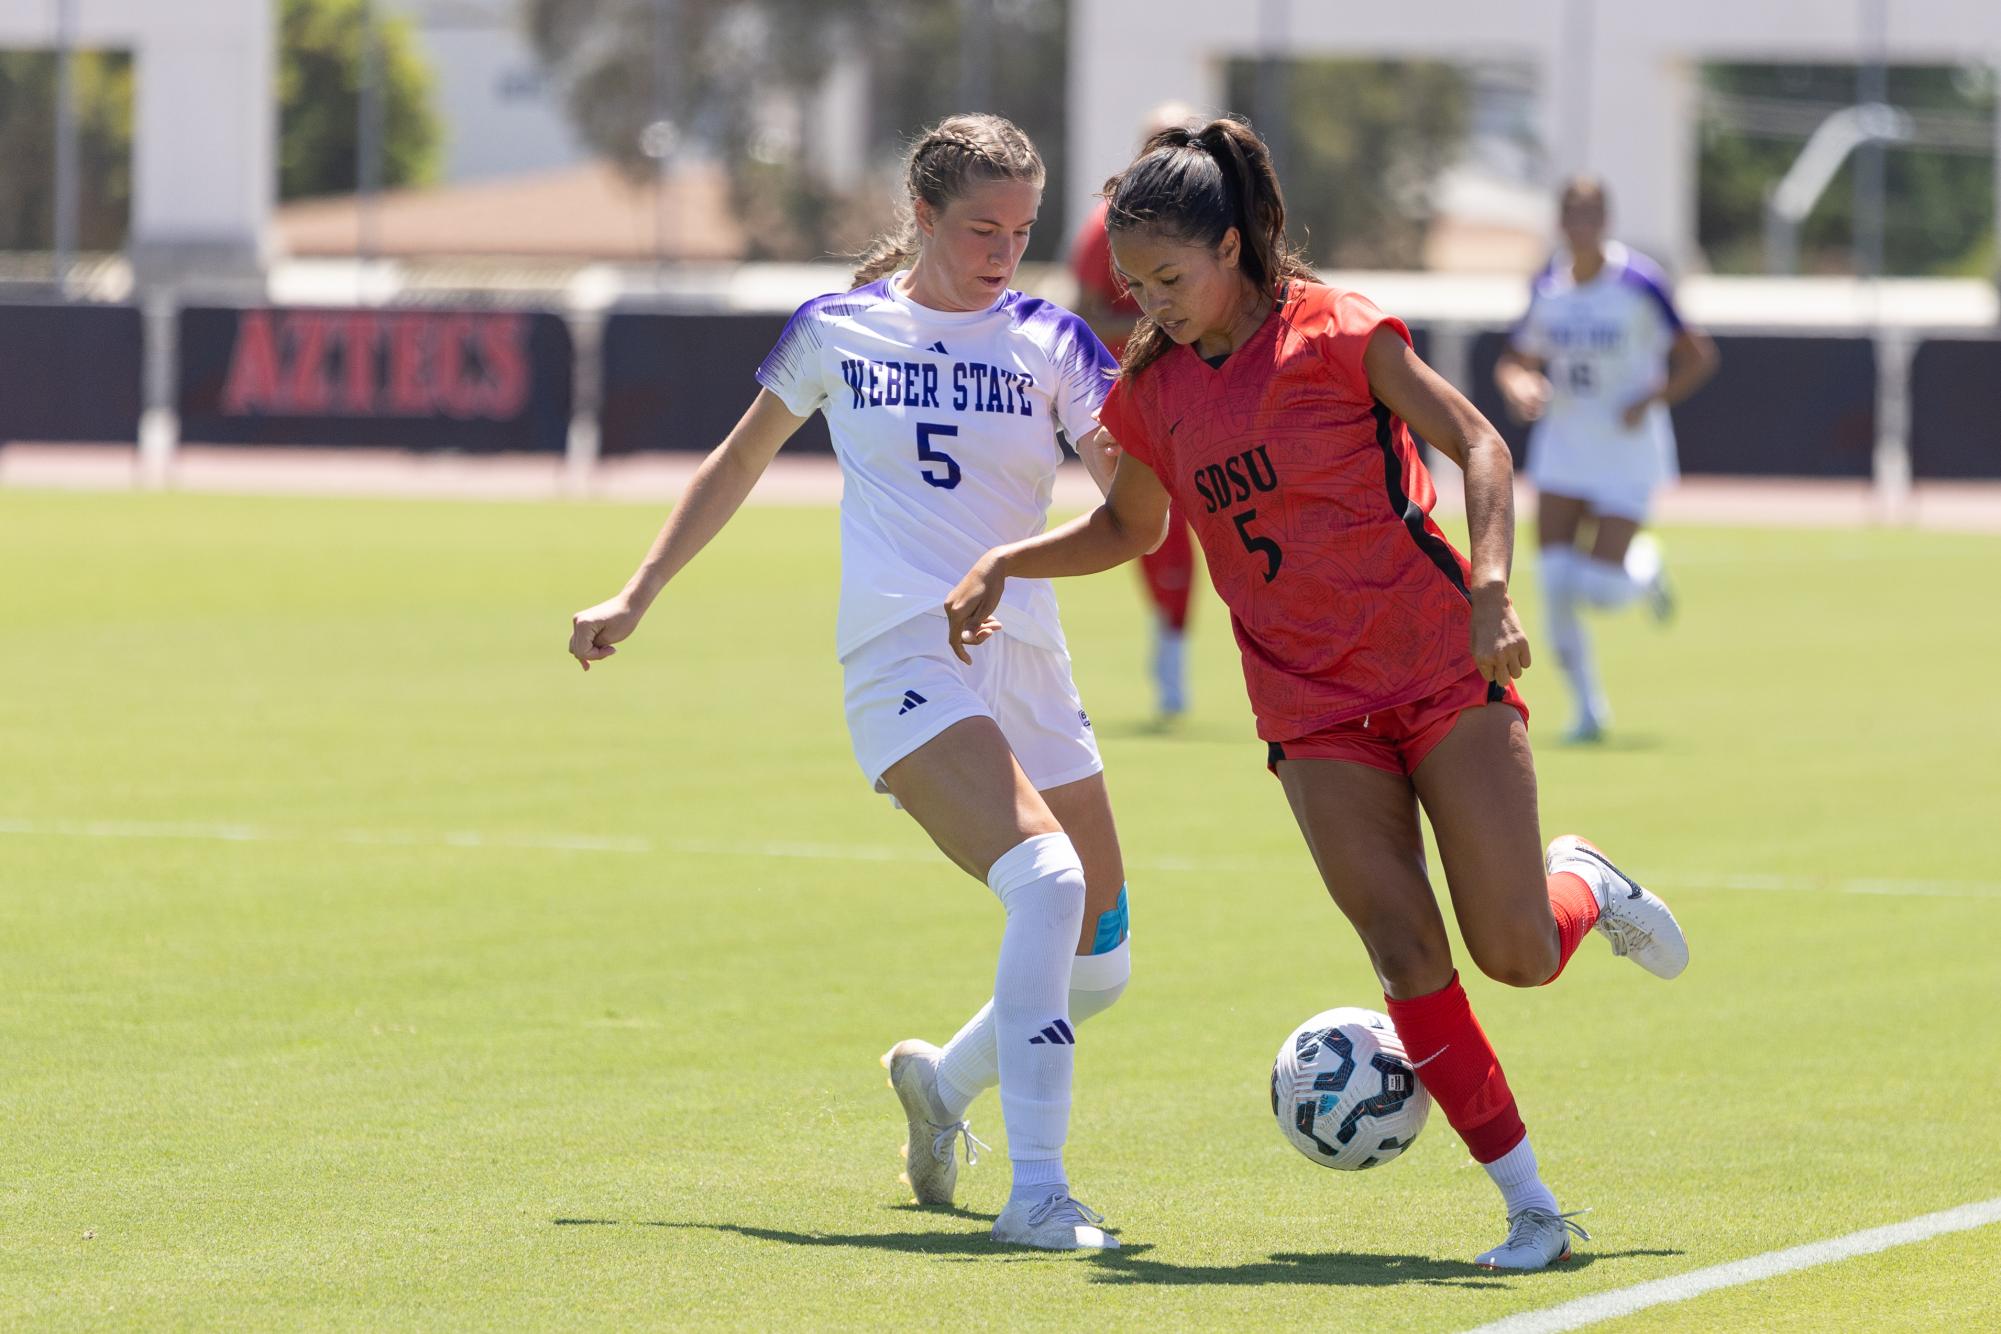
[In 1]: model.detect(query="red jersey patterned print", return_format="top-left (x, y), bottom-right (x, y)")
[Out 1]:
top-left (1097, 280), bottom-right (1478, 741)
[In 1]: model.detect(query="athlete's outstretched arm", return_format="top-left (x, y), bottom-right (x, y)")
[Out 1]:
top-left (943, 446), bottom-right (1170, 663)
top-left (569, 389), bottom-right (807, 669)
top-left (1364, 328), bottom-right (1532, 685)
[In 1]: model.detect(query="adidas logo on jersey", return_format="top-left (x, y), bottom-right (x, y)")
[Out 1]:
top-left (896, 690), bottom-right (928, 715)
top-left (929, 341), bottom-right (949, 354)
top-left (1027, 1019), bottom-right (1075, 1046)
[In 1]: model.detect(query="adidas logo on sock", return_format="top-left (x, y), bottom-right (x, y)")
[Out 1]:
top-left (896, 690), bottom-right (928, 715)
top-left (1027, 1019), bottom-right (1075, 1046)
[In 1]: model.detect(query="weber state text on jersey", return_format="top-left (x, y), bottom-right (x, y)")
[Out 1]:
top-left (757, 275), bottom-right (1116, 658)
top-left (1098, 281), bottom-right (1479, 740)
top-left (1509, 241), bottom-right (1686, 489)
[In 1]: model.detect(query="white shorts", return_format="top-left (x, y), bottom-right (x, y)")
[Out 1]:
top-left (1527, 414), bottom-right (1677, 522)
top-left (841, 613), bottom-right (1103, 796)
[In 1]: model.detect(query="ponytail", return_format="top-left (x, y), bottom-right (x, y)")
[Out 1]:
top-left (1102, 116), bottom-right (1315, 375)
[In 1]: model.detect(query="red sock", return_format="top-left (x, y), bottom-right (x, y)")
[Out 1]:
top-left (1384, 972), bottom-right (1526, 1164)
top-left (1137, 512), bottom-right (1194, 630)
top-left (1543, 871), bottom-right (1601, 985)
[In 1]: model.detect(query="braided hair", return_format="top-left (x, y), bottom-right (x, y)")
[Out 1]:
top-left (1102, 116), bottom-right (1315, 376)
top-left (851, 114), bottom-right (1046, 288)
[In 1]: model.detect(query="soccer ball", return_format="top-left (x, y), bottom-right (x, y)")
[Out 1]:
top-left (1271, 1007), bottom-right (1432, 1170)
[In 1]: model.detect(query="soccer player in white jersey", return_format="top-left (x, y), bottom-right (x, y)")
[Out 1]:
top-left (567, 115), bottom-right (1143, 1252)
top-left (1495, 177), bottom-right (1718, 742)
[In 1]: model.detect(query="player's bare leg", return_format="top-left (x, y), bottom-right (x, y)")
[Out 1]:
top-left (879, 719), bottom-right (1116, 1249)
top-left (923, 773), bottom-right (1132, 1201)
top-left (1276, 753), bottom-right (1571, 1268)
top-left (1273, 758), bottom-right (1450, 1001)
top-left (1415, 702), bottom-right (1685, 983)
top-left (1411, 704), bottom-right (1561, 988)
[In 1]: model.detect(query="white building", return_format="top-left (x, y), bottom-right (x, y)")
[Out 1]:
top-left (0, 0), bottom-right (272, 279)
top-left (1068, 0), bottom-right (2001, 274)
top-left (381, 0), bottom-right (590, 184)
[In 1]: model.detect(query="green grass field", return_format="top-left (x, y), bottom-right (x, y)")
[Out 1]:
top-left (3, 489), bottom-right (1998, 1331)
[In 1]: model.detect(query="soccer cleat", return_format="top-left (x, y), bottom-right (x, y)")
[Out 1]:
top-left (991, 1191), bottom-right (1120, 1251)
top-left (1475, 1208), bottom-right (1590, 1271)
top-left (1547, 835), bottom-right (1690, 980)
top-left (1644, 565), bottom-right (1676, 625)
top-left (1624, 534), bottom-right (1675, 625)
top-left (881, 1039), bottom-right (985, 1206)
top-left (1561, 717), bottom-right (1606, 746)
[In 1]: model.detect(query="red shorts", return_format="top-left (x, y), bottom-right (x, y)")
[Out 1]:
top-left (1265, 670), bottom-right (1529, 779)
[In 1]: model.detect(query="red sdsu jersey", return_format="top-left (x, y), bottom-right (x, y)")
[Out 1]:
top-left (1098, 281), bottom-right (1478, 740)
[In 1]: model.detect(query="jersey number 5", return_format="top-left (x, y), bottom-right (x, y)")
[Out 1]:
top-left (916, 422), bottom-right (962, 489)
top-left (1234, 509), bottom-right (1283, 582)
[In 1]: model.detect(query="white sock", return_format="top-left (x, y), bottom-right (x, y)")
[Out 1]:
top-left (935, 937), bottom-right (1131, 1119)
top-left (985, 833), bottom-right (1087, 1204)
top-left (1152, 622), bottom-right (1187, 714)
top-left (1569, 555), bottom-right (1646, 611)
top-left (1483, 1137), bottom-right (1561, 1217)
top-left (1540, 547), bottom-right (1608, 729)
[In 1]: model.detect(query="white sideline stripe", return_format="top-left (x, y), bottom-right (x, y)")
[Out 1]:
top-left (1461, 1196), bottom-right (2001, 1334)
top-left (3, 817), bottom-right (2000, 899)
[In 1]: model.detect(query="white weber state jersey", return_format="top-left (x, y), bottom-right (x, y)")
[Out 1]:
top-left (756, 273), bottom-right (1117, 658)
top-left (1509, 241), bottom-right (1687, 488)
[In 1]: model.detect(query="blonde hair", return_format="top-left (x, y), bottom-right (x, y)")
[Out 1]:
top-left (851, 114), bottom-right (1046, 288)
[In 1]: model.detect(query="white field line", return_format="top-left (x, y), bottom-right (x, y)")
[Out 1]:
top-left (1, 817), bottom-right (1998, 899)
top-left (1461, 1195), bottom-right (2001, 1334)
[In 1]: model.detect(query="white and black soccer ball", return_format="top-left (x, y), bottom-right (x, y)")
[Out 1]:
top-left (1271, 1007), bottom-right (1432, 1170)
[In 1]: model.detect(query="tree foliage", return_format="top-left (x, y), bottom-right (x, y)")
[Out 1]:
top-left (1224, 59), bottom-right (1470, 270)
top-left (522, 0), bottom-right (1070, 261)
top-left (0, 0), bottom-right (439, 255)
top-left (278, 0), bottom-right (439, 202)
top-left (1698, 63), bottom-right (1997, 276)
top-left (0, 50), bottom-right (132, 251)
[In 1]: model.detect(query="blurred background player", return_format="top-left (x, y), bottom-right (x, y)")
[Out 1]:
top-left (947, 118), bottom-right (1691, 1272)
top-left (1070, 102), bottom-right (1202, 722)
top-left (1495, 177), bottom-right (1719, 743)
top-left (569, 114), bottom-right (1134, 1252)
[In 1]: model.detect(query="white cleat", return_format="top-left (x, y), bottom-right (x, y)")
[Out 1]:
top-left (1475, 1208), bottom-right (1590, 1271)
top-left (1561, 717), bottom-right (1607, 746)
top-left (1548, 835), bottom-right (1690, 980)
top-left (1624, 534), bottom-right (1675, 625)
top-left (991, 1191), bottom-right (1120, 1251)
top-left (881, 1039), bottom-right (985, 1207)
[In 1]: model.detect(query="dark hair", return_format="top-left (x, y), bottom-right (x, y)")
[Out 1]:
top-left (1102, 116), bottom-right (1316, 375)
top-left (1559, 173), bottom-right (1610, 214)
top-left (851, 114), bottom-right (1045, 288)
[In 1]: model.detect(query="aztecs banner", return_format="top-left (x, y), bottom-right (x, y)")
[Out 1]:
top-left (179, 306), bottom-right (573, 452)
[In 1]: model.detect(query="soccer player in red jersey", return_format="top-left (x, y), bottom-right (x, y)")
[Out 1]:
top-left (1069, 104), bottom-right (1201, 721)
top-left (945, 119), bottom-right (1691, 1271)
